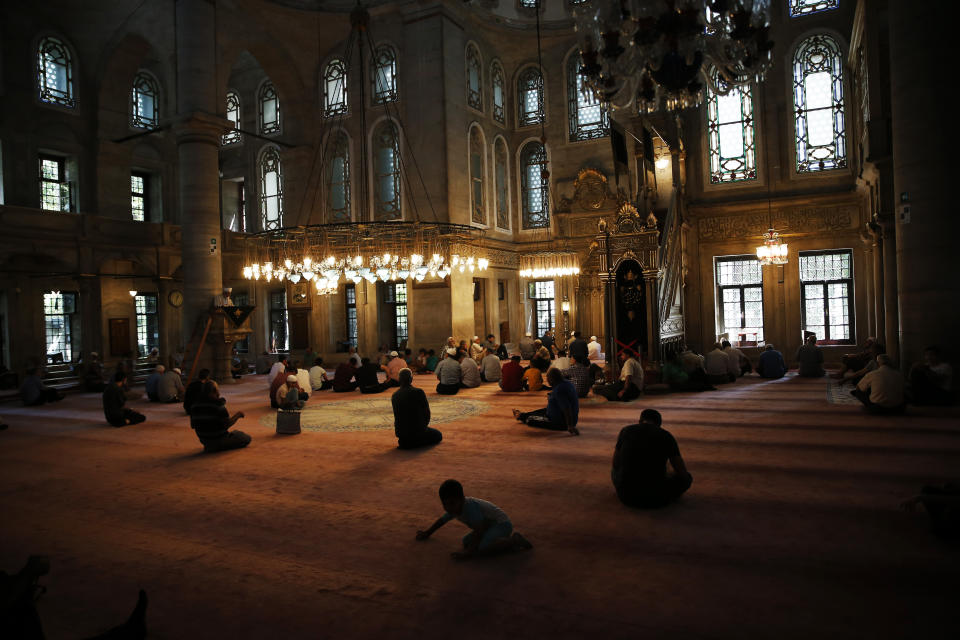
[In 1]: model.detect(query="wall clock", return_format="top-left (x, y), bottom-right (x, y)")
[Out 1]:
top-left (168, 290), bottom-right (184, 307)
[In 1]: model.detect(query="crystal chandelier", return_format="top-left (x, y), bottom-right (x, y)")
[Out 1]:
top-left (755, 228), bottom-right (787, 265)
top-left (519, 252), bottom-right (581, 279)
top-left (573, 0), bottom-right (774, 112)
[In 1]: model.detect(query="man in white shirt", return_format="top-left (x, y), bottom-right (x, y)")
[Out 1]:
top-left (597, 352), bottom-right (644, 401)
top-left (309, 358), bottom-right (332, 391)
top-left (853, 354), bottom-right (906, 414)
top-left (461, 354), bottom-right (482, 388)
top-left (347, 346), bottom-right (362, 368)
top-left (436, 348), bottom-right (463, 395)
top-left (587, 336), bottom-right (602, 361)
top-left (293, 360), bottom-right (312, 396)
top-left (470, 336), bottom-right (485, 364)
top-left (704, 342), bottom-right (734, 384)
top-left (550, 349), bottom-right (571, 372)
top-left (268, 355), bottom-right (288, 384)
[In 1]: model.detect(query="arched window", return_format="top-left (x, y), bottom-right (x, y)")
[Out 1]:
top-left (520, 141), bottom-right (549, 229)
top-left (491, 62), bottom-right (505, 124)
top-left (223, 91), bottom-right (242, 145)
top-left (517, 67), bottom-right (544, 127)
top-left (793, 34), bottom-right (846, 173)
top-left (372, 45), bottom-right (398, 105)
top-left (259, 146), bottom-right (283, 230)
top-left (706, 72), bottom-right (757, 183)
top-left (494, 138), bottom-right (510, 229)
top-left (37, 36), bottom-right (75, 108)
top-left (326, 131), bottom-right (351, 223)
top-left (373, 121), bottom-right (401, 220)
top-left (323, 58), bottom-right (348, 117)
top-left (466, 44), bottom-right (482, 111)
top-left (131, 71), bottom-right (159, 129)
top-left (469, 127), bottom-right (486, 225)
top-left (788, 0), bottom-right (839, 18)
top-left (259, 81), bottom-right (281, 135)
top-left (567, 53), bottom-right (608, 141)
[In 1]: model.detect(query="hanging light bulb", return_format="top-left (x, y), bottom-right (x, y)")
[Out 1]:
top-left (756, 229), bottom-right (788, 266)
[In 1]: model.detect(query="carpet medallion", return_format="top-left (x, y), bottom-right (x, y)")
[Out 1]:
top-left (258, 396), bottom-right (491, 432)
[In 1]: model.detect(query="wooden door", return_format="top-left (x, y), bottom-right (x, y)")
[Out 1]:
top-left (109, 318), bottom-right (131, 357)
top-left (289, 310), bottom-right (310, 351)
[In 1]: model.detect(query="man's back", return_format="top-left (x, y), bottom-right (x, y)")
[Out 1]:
top-left (461, 357), bottom-right (481, 387)
top-left (758, 349), bottom-right (786, 378)
top-left (481, 354), bottom-right (502, 381)
top-left (102, 384), bottom-right (126, 420)
top-left (190, 400), bottom-right (230, 439)
top-left (392, 385), bottom-right (430, 439)
top-left (158, 371), bottom-right (183, 399)
top-left (565, 363), bottom-right (592, 397)
top-left (500, 360), bottom-right (523, 391)
top-left (796, 344), bottom-right (823, 375)
top-left (436, 358), bottom-right (461, 385)
top-left (546, 379), bottom-right (579, 426)
top-left (356, 363), bottom-right (380, 387)
top-left (569, 338), bottom-right (588, 362)
top-left (704, 349), bottom-right (729, 376)
top-left (858, 365), bottom-right (905, 407)
top-left (613, 423), bottom-right (680, 489)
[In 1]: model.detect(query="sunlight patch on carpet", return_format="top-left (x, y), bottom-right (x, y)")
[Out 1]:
top-left (259, 396), bottom-right (492, 432)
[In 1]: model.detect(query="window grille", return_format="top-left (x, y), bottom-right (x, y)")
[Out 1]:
top-left (715, 256), bottom-right (764, 346)
top-left (259, 146), bottom-right (283, 230)
top-left (371, 46), bottom-right (398, 105)
top-left (326, 131), bottom-right (351, 222)
top-left (529, 280), bottom-right (555, 338)
top-left (259, 81), bottom-right (281, 135)
top-left (37, 37), bottom-right (75, 108)
top-left (323, 58), bottom-right (348, 117)
top-left (466, 44), bottom-right (482, 111)
top-left (373, 121), bottom-right (401, 220)
top-left (470, 127), bottom-right (485, 224)
top-left (223, 91), bottom-right (242, 145)
top-left (491, 62), bottom-right (505, 124)
top-left (706, 72), bottom-right (757, 183)
top-left (134, 293), bottom-right (159, 356)
top-left (799, 250), bottom-right (854, 343)
top-left (43, 291), bottom-right (76, 363)
top-left (345, 284), bottom-right (357, 347)
top-left (793, 34), bottom-right (846, 172)
top-left (520, 141), bottom-right (549, 229)
top-left (383, 283), bottom-right (408, 349)
top-left (270, 290), bottom-right (289, 353)
top-left (39, 156), bottom-right (71, 212)
top-left (788, 0), bottom-right (839, 18)
top-left (517, 67), bottom-right (545, 127)
top-left (567, 54), bottom-right (609, 141)
top-left (131, 71), bottom-right (159, 129)
top-left (131, 173), bottom-right (147, 221)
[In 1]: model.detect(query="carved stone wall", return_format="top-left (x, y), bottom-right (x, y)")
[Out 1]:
top-left (697, 204), bottom-right (858, 242)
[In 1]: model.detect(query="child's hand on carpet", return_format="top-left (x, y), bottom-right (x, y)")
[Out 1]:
top-left (415, 530), bottom-right (430, 540)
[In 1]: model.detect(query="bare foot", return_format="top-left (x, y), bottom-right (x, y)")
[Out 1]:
top-left (512, 409), bottom-right (522, 421)
top-left (512, 532), bottom-right (533, 550)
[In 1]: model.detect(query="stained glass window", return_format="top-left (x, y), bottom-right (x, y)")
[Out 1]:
top-left (793, 34), bottom-right (846, 173)
top-left (37, 37), bottom-right (74, 108)
top-left (706, 73), bottom-right (757, 183)
top-left (470, 127), bottom-right (485, 225)
top-left (520, 141), bottom-right (549, 229)
top-left (372, 45), bottom-right (398, 105)
top-left (491, 62), bottom-right (506, 125)
top-left (131, 71), bottom-right (159, 129)
top-left (373, 121), bottom-right (401, 220)
top-left (131, 173), bottom-right (147, 222)
top-left (517, 67), bottom-right (544, 127)
top-left (799, 250), bottom-right (853, 343)
top-left (326, 131), bottom-right (351, 223)
top-left (39, 156), bottom-right (71, 212)
top-left (223, 91), bottom-right (241, 145)
top-left (259, 81), bottom-right (281, 135)
top-left (323, 58), bottom-right (348, 117)
top-left (466, 44), bottom-right (482, 111)
top-left (567, 53), bottom-right (609, 141)
top-left (788, 0), bottom-right (839, 18)
top-left (494, 138), bottom-right (510, 229)
top-left (135, 293), bottom-right (159, 356)
top-left (715, 256), bottom-right (764, 346)
top-left (259, 146), bottom-right (283, 230)
top-left (44, 291), bottom-right (76, 363)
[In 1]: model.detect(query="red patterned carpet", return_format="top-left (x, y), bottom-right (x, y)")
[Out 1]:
top-left (1, 373), bottom-right (958, 639)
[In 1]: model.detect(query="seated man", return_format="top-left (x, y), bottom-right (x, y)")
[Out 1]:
top-left (391, 368), bottom-right (442, 449)
top-left (512, 368), bottom-right (580, 435)
top-left (460, 353), bottom-right (481, 389)
top-left (550, 349), bottom-right (571, 373)
top-left (383, 351), bottom-right (406, 388)
top-left (722, 340), bottom-right (751, 377)
top-left (840, 342), bottom-right (883, 386)
top-left (852, 354), bottom-right (906, 414)
top-left (597, 352), bottom-right (644, 401)
top-left (190, 381), bottom-right (251, 453)
top-left (255, 351), bottom-right (273, 375)
top-left (587, 336), bottom-right (602, 362)
top-left (424, 349), bottom-right (439, 373)
top-left (795, 334), bottom-right (825, 377)
top-left (145, 365), bottom-right (164, 402)
top-left (435, 349), bottom-right (464, 395)
top-left (267, 355), bottom-right (289, 384)
top-left (480, 350), bottom-right (502, 383)
top-left (276, 375), bottom-right (308, 410)
top-left (19, 367), bottom-right (64, 406)
top-left (357, 357), bottom-right (389, 394)
top-left (332, 360), bottom-right (358, 392)
top-left (103, 371), bottom-right (146, 427)
top-left (704, 342), bottom-right (734, 384)
top-left (612, 408), bottom-right (692, 508)
top-left (183, 368), bottom-right (211, 414)
top-left (909, 346), bottom-right (954, 406)
top-left (292, 360), bottom-right (312, 395)
top-left (309, 357), bottom-right (333, 391)
top-left (157, 367), bottom-right (185, 402)
top-left (519, 333), bottom-right (536, 360)
top-left (835, 336), bottom-right (876, 379)
top-left (757, 344), bottom-right (787, 379)
top-left (565, 355), bottom-right (593, 398)
top-left (522, 365), bottom-right (543, 392)
top-left (499, 355), bottom-right (524, 392)
top-left (269, 366), bottom-right (292, 407)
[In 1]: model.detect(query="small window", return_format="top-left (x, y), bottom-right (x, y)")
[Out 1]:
top-left (223, 91), bottom-right (242, 145)
top-left (373, 121), bottom-right (401, 220)
top-left (788, 0), bottom-right (840, 17)
top-left (259, 81), bottom-right (281, 135)
top-left (383, 282), bottom-right (408, 349)
top-left (227, 180), bottom-right (245, 233)
top-left (799, 250), bottom-right (854, 344)
top-left (706, 71), bottom-right (757, 183)
top-left (372, 45), bottom-right (398, 105)
top-left (529, 280), bottom-right (555, 338)
top-left (131, 71), bottom-right (160, 129)
top-left (37, 36), bottom-right (75, 108)
top-left (494, 138), bottom-right (510, 229)
top-left (43, 291), bottom-right (77, 363)
top-left (466, 44), bottom-right (482, 111)
top-left (259, 146), bottom-right (283, 230)
top-left (323, 58), bottom-right (348, 117)
top-left (517, 67), bottom-right (544, 127)
top-left (131, 172), bottom-right (148, 221)
top-left (469, 127), bottom-right (485, 225)
top-left (39, 155), bottom-right (71, 212)
top-left (345, 284), bottom-right (357, 348)
top-left (491, 62), bottom-right (506, 124)
top-left (520, 141), bottom-right (549, 229)
top-left (715, 256), bottom-right (764, 346)
top-left (134, 293), bottom-right (159, 356)
top-left (567, 53), bottom-right (609, 141)
top-left (270, 290), bottom-right (289, 353)
top-left (793, 34), bottom-right (846, 173)
top-left (326, 131), bottom-right (351, 222)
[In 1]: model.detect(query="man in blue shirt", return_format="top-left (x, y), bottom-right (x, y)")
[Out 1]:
top-left (512, 368), bottom-right (580, 435)
top-left (757, 344), bottom-right (787, 379)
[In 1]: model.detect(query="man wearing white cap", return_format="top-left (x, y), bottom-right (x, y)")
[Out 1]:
top-left (470, 336), bottom-right (485, 364)
top-left (383, 350), bottom-right (406, 387)
top-left (436, 348), bottom-right (464, 394)
top-left (588, 336), bottom-right (602, 361)
top-left (276, 374), bottom-right (306, 409)
top-left (157, 366), bottom-right (185, 403)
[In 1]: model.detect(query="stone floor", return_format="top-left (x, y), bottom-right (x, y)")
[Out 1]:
top-left (1, 373), bottom-right (958, 639)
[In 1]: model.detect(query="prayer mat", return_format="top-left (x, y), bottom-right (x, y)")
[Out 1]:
top-left (826, 377), bottom-right (860, 405)
top-left (259, 396), bottom-right (491, 433)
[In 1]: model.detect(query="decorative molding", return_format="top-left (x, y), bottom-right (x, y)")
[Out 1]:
top-left (697, 205), bottom-right (858, 241)
top-left (557, 167), bottom-right (620, 214)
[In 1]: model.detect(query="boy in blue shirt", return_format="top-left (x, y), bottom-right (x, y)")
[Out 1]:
top-left (416, 479), bottom-right (533, 559)
top-left (511, 368), bottom-right (580, 435)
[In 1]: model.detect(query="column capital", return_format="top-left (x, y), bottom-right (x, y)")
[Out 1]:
top-left (171, 111), bottom-right (232, 146)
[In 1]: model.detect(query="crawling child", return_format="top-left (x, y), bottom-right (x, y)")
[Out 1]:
top-left (416, 479), bottom-right (533, 559)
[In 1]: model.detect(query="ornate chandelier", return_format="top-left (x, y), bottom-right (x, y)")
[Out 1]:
top-left (755, 228), bottom-right (787, 265)
top-left (519, 252), bottom-right (581, 279)
top-left (573, 0), bottom-right (774, 112)
top-left (241, 222), bottom-right (488, 295)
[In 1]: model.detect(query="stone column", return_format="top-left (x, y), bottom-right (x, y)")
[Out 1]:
top-left (888, 4), bottom-right (957, 369)
top-left (174, 0), bottom-right (231, 380)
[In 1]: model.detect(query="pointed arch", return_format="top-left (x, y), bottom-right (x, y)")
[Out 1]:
top-left (36, 35), bottom-right (76, 108)
top-left (490, 59), bottom-right (506, 125)
top-left (131, 70), bottom-right (160, 129)
top-left (370, 118), bottom-right (402, 221)
top-left (792, 33), bottom-right (846, 173)
top-left (259, 144), bottom-right (283, 230)
top-left (465, 42), bottom-right (483, 112)
top-left (324, 128), bottom-right (352, 223)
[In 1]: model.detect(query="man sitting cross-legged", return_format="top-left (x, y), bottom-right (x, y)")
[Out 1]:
top-left (190, 380), bottom-right (251, 453)
top-left (435, 348), bottom-right (464, 395)
top-left (512, 368), bottom-right (580, 435)
top-left (103, 371), bottom-right (146, 427)
top-left (416, 479), bottom-right (533, 560)
top-left (852, 353), bottom-right (906, 414)
top-left (391, 368), bottom-right (442, 449)
top-left (611, 409), bottom-right (692, 508)
top-left (499, 355), bottom-right (524, 392)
